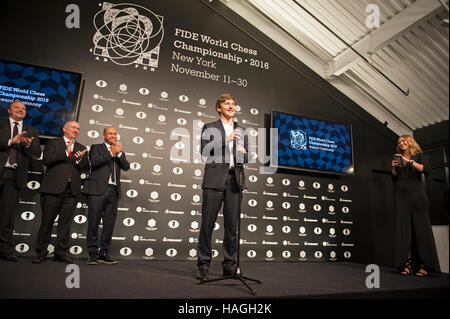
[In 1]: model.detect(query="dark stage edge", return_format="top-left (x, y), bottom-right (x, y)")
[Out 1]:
top-left (0, 258), bottom-right (448, 299)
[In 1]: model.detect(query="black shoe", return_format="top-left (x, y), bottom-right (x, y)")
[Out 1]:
top-left (54, 253), bottom-right (73, 263)
top-left (97, 253), bottom-right (117, 265)
top-left (32, 255), bottom-right (47, 264)
top-left (86, 253), bottom-right (98, 265)
top-left (223, 265), bottom-right (237, 276)
top-left (197, 267), bottom-right (209, 281)
top-left (1, 254), bottom-right (18, 262)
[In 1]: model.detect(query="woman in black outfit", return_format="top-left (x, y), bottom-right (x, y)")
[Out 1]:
top-left (392, 135), bottom-right (440, 276)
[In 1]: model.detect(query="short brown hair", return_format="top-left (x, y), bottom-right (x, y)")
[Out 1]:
top-left (215, 93), bottom-right (234, 115)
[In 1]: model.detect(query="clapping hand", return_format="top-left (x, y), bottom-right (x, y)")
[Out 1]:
top-left (110, 143), bottom-right (122, 155)
top-left (11, 131), bottom-right (28, 145)
top-left (20, 136), bottom-right (35, 147)
top-left (73, 149), bottom-right (87, 160)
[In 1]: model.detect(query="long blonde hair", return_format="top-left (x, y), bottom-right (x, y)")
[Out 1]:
top-left (396, 135), bottom-right (422, 156)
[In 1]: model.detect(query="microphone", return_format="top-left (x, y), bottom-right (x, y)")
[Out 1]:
top-left (233, 118), bottom-right (244, 147)
top-left (233, 118), bottom-right (244, 165)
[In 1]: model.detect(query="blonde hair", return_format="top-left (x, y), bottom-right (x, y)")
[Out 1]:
top-left (396, 135), bottom-right (422, 156)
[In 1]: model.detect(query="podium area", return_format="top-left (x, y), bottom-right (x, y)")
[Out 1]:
top-left (1, 258), bottom-right (447, 299)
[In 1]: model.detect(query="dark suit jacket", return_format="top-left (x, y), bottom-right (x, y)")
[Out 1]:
top-left (81, 143), bottom-right (130, 198)
top-left (201, 119), bottom-right (249, 190)
top-left (0, 118), bottom-right (41, 189)
top-left (39, 137), bottom-right (90, 196)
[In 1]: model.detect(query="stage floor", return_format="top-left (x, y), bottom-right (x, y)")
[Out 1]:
top-left (0, 258), bottom-right (448, 299)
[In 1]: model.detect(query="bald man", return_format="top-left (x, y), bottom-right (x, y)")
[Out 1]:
top-left (0, 101), bottom-right (41, 261)
top-left (82, 126), bottom-right (129, 265)
top-left (33, 121), bottom-right (90, 263)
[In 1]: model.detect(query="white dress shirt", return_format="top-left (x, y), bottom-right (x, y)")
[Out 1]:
top-left (105, 142), bottom-right (122, 185)
top-left (221, 118), bottom-right (234, 168)
top-left (5, 118), bottom-right (24, 168)
top-left (64, 136), bottom-right (82, 165)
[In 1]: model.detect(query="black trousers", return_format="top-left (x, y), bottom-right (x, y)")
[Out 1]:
top-left (197, 171), bottom-right (240, 269)
top-left (86, 185), bottom-right (118, 255)
top-left (394, 184), bottom-right (440, 272)
top-left (35, 184), bottom-right (76, 256)
top-left (0, 168), bottom-right (20, 256)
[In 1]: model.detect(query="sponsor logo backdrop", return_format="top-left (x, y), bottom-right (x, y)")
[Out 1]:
top-left (6, 0), bottom-right (358, 262)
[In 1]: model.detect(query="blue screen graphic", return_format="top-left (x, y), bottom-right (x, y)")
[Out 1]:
top-left (0, 59), bottom-right (82, 137)
top-left (272, 111), bottom-right (354, 174)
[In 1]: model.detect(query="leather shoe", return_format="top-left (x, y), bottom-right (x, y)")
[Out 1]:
top-left (97, 253), bottom-right (117, 265)
top-left (196, 267), bottom-right (209, 281)
top-left (54, 254), bottom-right (73, 263)
top-left (86, 253), bottom-right (98, 265)
top-left (223, 265), bottom-right (237, 276)
top-left (32, 255), bottom-right (47, 264)
top-left (1, 254), bottom-right (19, 262)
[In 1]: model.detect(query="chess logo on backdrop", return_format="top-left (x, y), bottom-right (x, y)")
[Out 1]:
top-left (70, 246), bottom-right (83, 255)
top-left (168, 220), bottom-right (180, 229)
top-left (21, 211), bottom-right (35, 221)
top-left (247, 250), bottom-right (256, 258)
top-left (130, 162), bottom-right (141, 171)
top-left (16, 243), bottom-right (30, 253)
top-left (120, 247), bottom-right (132, 256)
top-left (74, 215), bottom-right (87, 224)
top-left (27, 181), bottom-right (40, 190)
top-left (96, 80), bottom-right (107, 88)
top-left (166, 248), bottom-right (177, 257)
top-left (92, 104), bottom-right (104, 112)
top-left (123, 218), bottom-right (135, 226)
top-left (91, 2), bottom-right (164, 70)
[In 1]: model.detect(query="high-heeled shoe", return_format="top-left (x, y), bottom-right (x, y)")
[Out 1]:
top-left (400, 258), bottom-right (412, 275)
top-left (415, 264), bottom-right (428, 277)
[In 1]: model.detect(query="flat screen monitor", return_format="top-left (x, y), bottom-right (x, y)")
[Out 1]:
top-left (271, 110), bottom-right (354, 175)
top-left (0, 59), bottom-right (83, 138)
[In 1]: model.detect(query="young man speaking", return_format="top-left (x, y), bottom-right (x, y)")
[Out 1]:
top-left (197, 93), bottom-right (249, 281)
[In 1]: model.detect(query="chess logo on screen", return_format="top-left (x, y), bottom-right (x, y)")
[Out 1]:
top-left (91, 2), bottom-right (164, 70)
top-left (289, 129), bottom-right (307, 150)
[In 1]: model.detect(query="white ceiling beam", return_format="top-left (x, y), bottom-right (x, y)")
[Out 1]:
top-left (327, 0), bottom-right (444, 77)
top-left (330, 75), bottom-right (413, 136)
top-left (373, 50), bottom-right (444, 122)
top-left (350, 64), bottom-right (422, 128)
top-left (220, 0), bottom-right (328, 76)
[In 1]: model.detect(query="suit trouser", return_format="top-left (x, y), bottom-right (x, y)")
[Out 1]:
top-left (35, 184), bottom-right (76, 256)
top-left (197, 171), bottom-right (240, 269)
top-left (86, 185), bottom-right (118, 255)
top-left (0, 168), bottom-right (20, 256)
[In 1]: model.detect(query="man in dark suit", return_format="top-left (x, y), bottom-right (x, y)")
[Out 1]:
top-left (197, 93), bottom-right (249, 281)
top-left (0, 101), bottom-right (41, 261)
top-left (33, 121), bottom-right (89, 263)
top-left (82, 126), bottom-right (129, 265)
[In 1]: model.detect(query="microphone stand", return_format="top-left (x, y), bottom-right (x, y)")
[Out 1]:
top-left (198, 157), bottom-right (262, 295)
